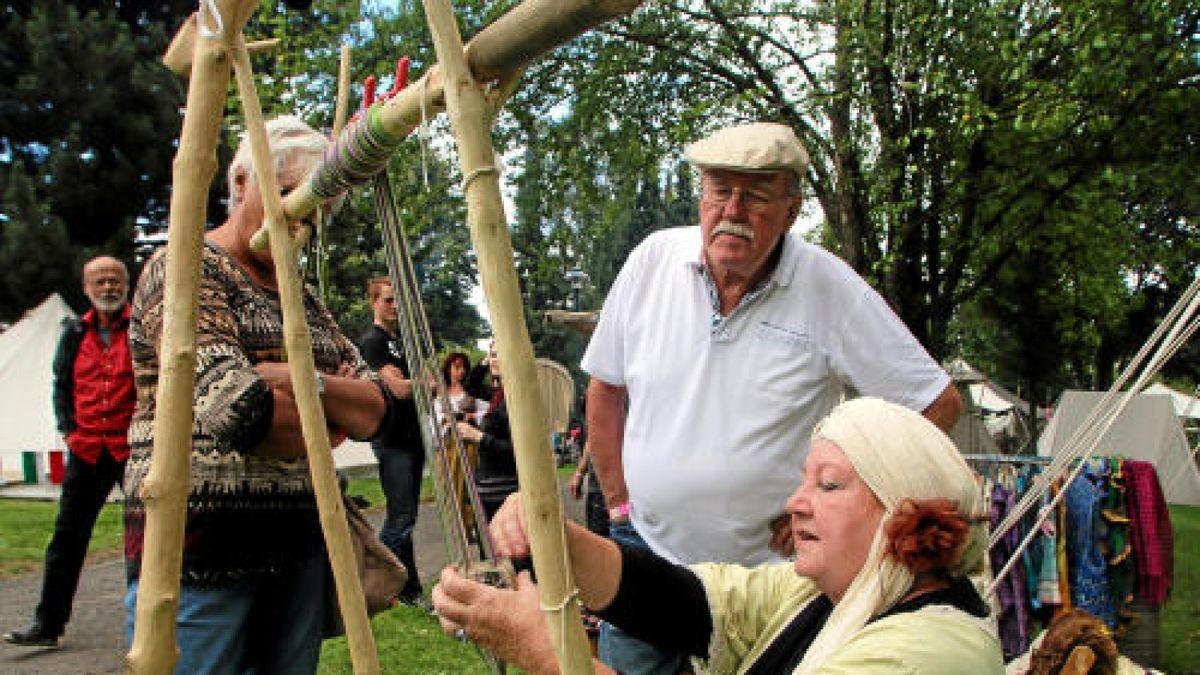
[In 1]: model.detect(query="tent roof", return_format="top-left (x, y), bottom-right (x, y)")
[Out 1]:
top-left (1143, 382), bottom-right (1200, 420)
top-left (945, 357), bottom-right (987, 383)
top-left (945, 358), bottom-right (1030, 413)
top-left (948, 410), bottom-right (1000, 455)
top-left (1038, 390), bottom-right (1200, 506)
top-left (0, 294), bottom-right (74, 454)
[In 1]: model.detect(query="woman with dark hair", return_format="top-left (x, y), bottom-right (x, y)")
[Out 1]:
top-left (453, 343), bottom-right (517, 520)
top-left (441, 351), bottom-right (486, 426)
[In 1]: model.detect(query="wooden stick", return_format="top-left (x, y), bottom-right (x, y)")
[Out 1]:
top-left (250, 0), bottom-right (644, 251)
top-left (163, 12), bottom-right (277, 78)
top-left (420, 0), bottom-right (594, 673)
top-left (229, 35), bottom-right (381, 675)
top-left (127, 1), bottom-right (258, 672)
top-left (465, 0), bottom-right (641, 82)
top-left (331, 44), bottom-right (353, 138)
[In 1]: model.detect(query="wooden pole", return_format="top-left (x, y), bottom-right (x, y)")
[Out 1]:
top-left (229, 36), bottom-right (382, 675)
top-left (331, 44), bottom-right (353, 138)
top-left (126, 1), bottom-right (258, 673)
top-left (420, 0), bottom-right (594, 673)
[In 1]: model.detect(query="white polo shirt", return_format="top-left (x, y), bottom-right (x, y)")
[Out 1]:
top-left (582, 226), bottom-right (950, 566)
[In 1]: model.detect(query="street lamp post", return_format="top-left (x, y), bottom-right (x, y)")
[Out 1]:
top-left (565, 268), bottom-right (586, 310)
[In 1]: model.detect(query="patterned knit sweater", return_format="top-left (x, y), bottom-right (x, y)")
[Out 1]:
top-left (124, 243), bottom-right (380, 585)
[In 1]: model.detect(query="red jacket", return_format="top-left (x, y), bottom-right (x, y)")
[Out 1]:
top-left (53, 305), bottom-right (135, 463)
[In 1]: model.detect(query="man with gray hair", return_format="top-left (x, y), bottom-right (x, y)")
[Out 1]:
top-left (5, 255), bottom-right (135, 648)
top-left (123, 115), bottom-right (393, 674)
top-left (583, 122), bottom-right (962, 674)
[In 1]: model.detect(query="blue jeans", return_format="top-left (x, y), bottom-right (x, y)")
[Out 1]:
top-left (124, 553), bottom-right (328, 675)
top-left (599, 521), bottom-right (686, 675)
top-left (372, 440), bottom-right (424, 598)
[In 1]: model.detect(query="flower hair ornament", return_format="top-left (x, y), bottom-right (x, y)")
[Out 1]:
top-left (884, 498), bottom-right (986, 574)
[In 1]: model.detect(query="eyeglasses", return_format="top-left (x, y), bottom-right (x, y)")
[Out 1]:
top-left (701, 184), bottom-right (787, 213)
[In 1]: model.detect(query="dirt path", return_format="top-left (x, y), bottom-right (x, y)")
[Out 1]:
top-left (0, 482), bottom-right (584, 674)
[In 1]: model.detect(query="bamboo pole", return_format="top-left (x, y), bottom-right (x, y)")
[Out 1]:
top-left (228, 35), bottom-right (381, 675)
top-left (126, 1), bottom-right (258, 673)
top-left (251, 0), bottom-right (644, 251)
top-left (420, 0), bottom-right (594, 673)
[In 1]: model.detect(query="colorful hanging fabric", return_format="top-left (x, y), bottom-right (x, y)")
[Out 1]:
top-left (1124, 460), bottom-right (1174, 605)
top-left (1064, 460), bottom-right (1117, 627)
top-left (1053, 480), bottom-right (1072, 615)
top-left (1035, 489), bottom-right (1063, 608)
top-left (990, 481), bottom-right (1032, 658)
top-left (1101, 456), bottom-right (1134, 627)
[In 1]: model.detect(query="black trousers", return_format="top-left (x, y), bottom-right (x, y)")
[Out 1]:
top-left (35, 451), bottom-right (125, 634)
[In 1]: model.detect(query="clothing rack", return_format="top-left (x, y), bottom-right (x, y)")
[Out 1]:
top-left (963, 453), bottom-right (1051, 466)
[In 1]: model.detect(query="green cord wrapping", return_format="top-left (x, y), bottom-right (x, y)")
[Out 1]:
top-left (310, 104), bottom-right (404, 198)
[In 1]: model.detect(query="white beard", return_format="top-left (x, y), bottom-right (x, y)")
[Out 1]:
top-left (90, 294), bottom-right (126, 314)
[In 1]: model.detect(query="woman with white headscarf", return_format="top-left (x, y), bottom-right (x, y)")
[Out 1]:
top-left (432, 398), bottom-right (1004, 674)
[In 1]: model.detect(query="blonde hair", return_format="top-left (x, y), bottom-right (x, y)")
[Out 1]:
top-left (226, 115), bottom-right (328, 214)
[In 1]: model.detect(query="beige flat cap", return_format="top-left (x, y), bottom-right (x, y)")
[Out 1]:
top-left (685, 122), bottom-right (809, 182)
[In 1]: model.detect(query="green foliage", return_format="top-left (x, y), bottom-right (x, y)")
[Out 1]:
top-left (493, 0), bottom-right (1199, 396)
top-left (0, 0), bottom-right (186, 319)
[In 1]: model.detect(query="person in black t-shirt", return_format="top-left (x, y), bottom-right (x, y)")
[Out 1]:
top-left (359, 276), bottom-right (426, 606)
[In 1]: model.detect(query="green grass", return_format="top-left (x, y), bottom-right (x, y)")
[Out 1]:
top-left (1162, 505), bottom-right (1200, 673)
top-left (317, 603), bottom-right (492, 674)
top-left (0, 499), bottom-right (123, 575)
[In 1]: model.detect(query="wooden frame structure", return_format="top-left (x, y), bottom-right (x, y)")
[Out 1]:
top-left (131, 1), bottom-right (642, 673)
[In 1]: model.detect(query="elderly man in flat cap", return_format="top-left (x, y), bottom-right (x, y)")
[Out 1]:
top-left (581, 122), bottom-right (963, 675)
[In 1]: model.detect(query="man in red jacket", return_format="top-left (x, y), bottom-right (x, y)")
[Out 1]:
top-left (4, 255), bottom-right (135, 648)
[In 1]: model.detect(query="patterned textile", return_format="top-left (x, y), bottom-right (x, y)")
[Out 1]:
top-left (1064, 462), bottom-right (1117, 627)
top-left (1102, 458), bottom-right (1134, 622)
top-left (1054, 481), bottom-right (1073, 614)
top-left (990, 482), bottom-right (1032, 659)
top-left (124, 243), bottom-right (378, 586)
top-left (1124, 460), bottom-right (1174, 605)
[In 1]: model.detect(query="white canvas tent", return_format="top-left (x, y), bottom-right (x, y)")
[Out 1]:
top-left (1143, 382), bottom-right (1200, 421)
top-left (948, 410), bottom-right (1001, 454)
top-left (0, 294), bottom-right (75, 481)
top-left (945, 358), bottom-right (1032, 452)
top-left (1037, 390), bottom-right (1200, 506)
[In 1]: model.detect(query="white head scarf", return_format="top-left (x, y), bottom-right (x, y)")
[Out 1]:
top-left (796, 397), bottom-right (989, 673)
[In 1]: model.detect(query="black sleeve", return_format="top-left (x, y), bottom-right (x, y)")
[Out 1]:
top-left (51, 319), bottom-right (79, 435)
top-left (478, 404), bottom-right (513, 457)
top-left (358, 328), bottom-right (391, 370)
top-left (463, 362), bottom-right (492, 400)
top-left (595, 544), bottom-right (713, 659)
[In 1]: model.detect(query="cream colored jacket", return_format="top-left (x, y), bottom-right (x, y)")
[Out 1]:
top-left (692, 563), bottom-right (1005, 675)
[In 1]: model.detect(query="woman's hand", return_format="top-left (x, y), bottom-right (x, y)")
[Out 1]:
top-left (489, 493), bottom-right (532, 559)
top-left (432, 568), bottom-right (556, 674)
top-left (568, 471), bottom-right (585, 500)
top-left (456, 420), bottom-right (483, 444)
